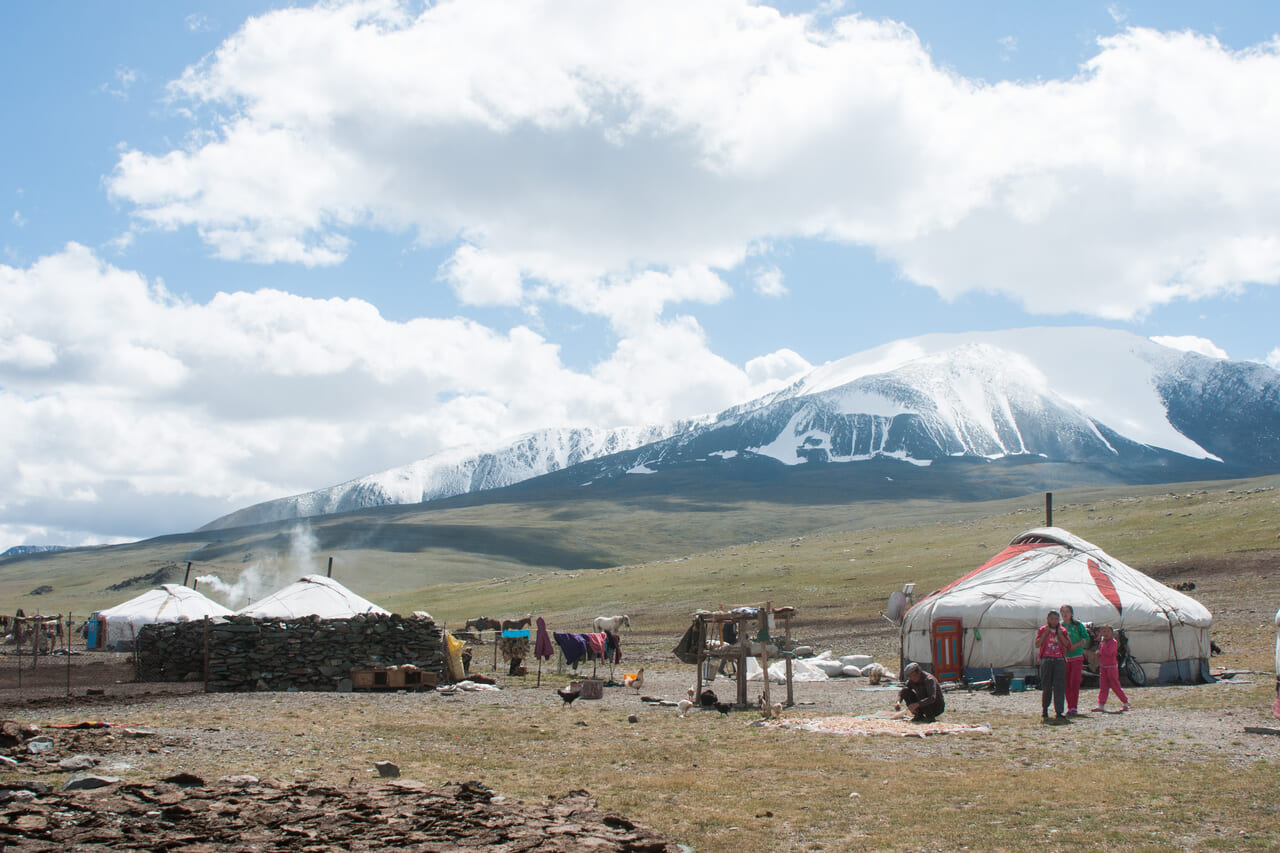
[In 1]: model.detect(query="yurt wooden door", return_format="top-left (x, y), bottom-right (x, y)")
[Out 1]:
top-left (930, 618), bottom-right (963, 681)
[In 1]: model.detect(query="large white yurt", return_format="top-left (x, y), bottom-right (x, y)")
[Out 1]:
top-left (236, 574), bottom-right (390, 620)
top-left (901, 527), bottom-right (1213, 683)
top-left (91, 584), bottom-right (233, 650)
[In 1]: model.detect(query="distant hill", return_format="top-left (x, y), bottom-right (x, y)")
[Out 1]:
top-left (1, 545), bottom-right (69, 558)
top-left (203, 327), bottom-right (1280, 531)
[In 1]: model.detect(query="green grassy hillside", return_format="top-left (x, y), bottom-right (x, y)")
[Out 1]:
top-left (4, 471), bottom-right (1277, 655)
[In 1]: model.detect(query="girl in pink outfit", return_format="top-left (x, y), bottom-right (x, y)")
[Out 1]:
top-left (1093, 625), bottom-right (1130, 712)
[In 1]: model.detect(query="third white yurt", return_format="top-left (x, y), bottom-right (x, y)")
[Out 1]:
top-left (901, 527), bottom-right (1213, 684)
top-left (236, 574), bottom-right (390, 620)
top-left (91, 584), bottom-right (233, 650)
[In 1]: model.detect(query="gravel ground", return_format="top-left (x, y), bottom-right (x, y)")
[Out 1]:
top-left (15, 661), bottom-right (1280, 778)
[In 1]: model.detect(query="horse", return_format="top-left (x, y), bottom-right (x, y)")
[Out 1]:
top-left (464, 617), bottom-right (501, 633)
top-left (593, 614), bottom-right (630, 633)
top-left (501, 615), bottom-right (532, 631)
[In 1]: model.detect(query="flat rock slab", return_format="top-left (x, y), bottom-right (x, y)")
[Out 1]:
top-left (0, 778), bottom-right (682, 851)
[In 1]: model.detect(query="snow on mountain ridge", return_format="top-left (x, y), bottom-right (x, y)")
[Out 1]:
top-left (783, 328), bottom-right (1213, 460)
top-left (201, 422), bottom-right (693, 530)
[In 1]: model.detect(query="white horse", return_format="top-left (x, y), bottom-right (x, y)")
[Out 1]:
top-left (593, 614), bottom-right (630, 633)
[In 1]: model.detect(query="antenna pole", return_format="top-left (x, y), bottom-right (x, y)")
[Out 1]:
top-left (1045, 492), bottom-right (1053, 527)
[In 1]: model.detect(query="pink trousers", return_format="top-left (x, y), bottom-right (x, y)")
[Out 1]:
top-left (1098, 664), bottom-right (1128, 706)
top-left (1065, 656), bottom-right (1084, 712)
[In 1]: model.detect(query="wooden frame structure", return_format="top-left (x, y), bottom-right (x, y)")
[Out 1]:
top-left (690, 603), bottom-right (796, 710)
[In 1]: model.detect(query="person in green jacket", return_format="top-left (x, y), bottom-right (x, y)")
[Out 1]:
top-left (1061, 604), bottom-right (1090, 716)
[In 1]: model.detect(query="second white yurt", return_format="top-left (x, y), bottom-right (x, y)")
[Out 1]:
top-left (901, 527), bottom-right (1213, 683)
top-left (236, 574), bottom-right (390, 620)
top-left (91, 584), bottom-right (233, 650)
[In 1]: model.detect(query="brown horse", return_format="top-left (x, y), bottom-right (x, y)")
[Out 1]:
top-left (464, 617), bottom-right (501, 633)
top-left (501, 615), bottom-right (532, 631)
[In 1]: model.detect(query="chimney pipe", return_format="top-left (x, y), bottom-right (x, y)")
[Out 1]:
top-left (327, 556), bottom-right (334, 578)
top-left (1045, 492), bottom-right (1053, 527)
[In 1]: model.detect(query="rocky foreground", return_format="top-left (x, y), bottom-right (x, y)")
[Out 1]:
top-left (0, 776), bottom-right (681, 852)
top-left (0, 722), bottom-right (681, 852)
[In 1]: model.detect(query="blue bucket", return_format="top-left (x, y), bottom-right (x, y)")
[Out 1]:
top-left (1009, 676), bottom-right (1025, 692)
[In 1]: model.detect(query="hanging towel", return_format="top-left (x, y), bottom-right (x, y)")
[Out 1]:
top-left (585, 632), bottom-right (607, 659)
top-left (535, 617), bottom-right (555, 661)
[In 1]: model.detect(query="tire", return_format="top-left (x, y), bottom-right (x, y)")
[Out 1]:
top-left (1123, 654), bottom-right (1147, 687)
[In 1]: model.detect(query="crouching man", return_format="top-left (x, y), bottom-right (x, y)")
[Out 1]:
top-left (895, 662), bottom-right (945, 722)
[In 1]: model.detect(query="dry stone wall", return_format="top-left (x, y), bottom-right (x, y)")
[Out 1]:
top-left (135, 613), bottom-right (444, 692)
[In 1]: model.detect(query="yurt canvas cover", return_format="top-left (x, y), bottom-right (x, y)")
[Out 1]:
top-left (93, 584), bottom-right (233, 649)
top-left (901, 527), bottom-right (1213, 683)
top-left (236, 574), bottom-right (389, 620)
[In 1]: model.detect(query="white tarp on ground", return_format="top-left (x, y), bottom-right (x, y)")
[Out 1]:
top-left (901, 527), bottom-right (1213, 683)
top-left (746, 655), bottom-right (829, 683)
top-left (236, 574), bottom-right (390, 620)
top-left (94, 584), bottom-right (233, 649)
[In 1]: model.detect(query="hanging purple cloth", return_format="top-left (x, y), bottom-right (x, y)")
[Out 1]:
top-left (554, 631), bottom-right (589, 665)
top-left (535, 617), bottom-right (554, 661)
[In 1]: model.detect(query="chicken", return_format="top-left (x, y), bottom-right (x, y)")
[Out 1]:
top-left (622, 668), bottom-right (645, 692)
top-left (714, 701), bottom-right (731, 715)
top-left (556, 685), bottom-right (581, 707)
top-left (676, 699), bottom-right (694, 718)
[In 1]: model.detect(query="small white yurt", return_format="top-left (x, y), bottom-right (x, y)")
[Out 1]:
top-left (92, 584), bottom-right (233, 650)
top-left (901, 527), bottom-right (1213, 683)
top-left (236, 574), bottom-right (390, 620)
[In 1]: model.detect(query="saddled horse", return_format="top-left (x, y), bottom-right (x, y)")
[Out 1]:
top-left (464, 617), bottom-right (502, 633)
top-left (501, 615), bottom-right (532, 631)
top-left (592, 614), bottom-right (630, 633)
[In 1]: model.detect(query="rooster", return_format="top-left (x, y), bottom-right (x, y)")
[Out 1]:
top-left (622, 668), bottom-right (645, 692)
top-left (556, 684), bottom-right (582, 707)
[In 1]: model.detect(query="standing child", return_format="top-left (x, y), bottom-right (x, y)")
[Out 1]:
top-left (1035, 610), bottom-right (1070, 722)
top-left (1092, 625), bottom-right (1131, 712)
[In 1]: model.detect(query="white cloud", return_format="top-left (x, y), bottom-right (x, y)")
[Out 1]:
top-left (10, 211), bottom-right (24, 228)
top-left (1150, 335), bottom-right (1228, 358)
top-left (105, 4), bottom-right (1280, 324)
top-left (745, 348), bottom-right (811, 388)
top-left (1266, 347), bottom-right (1280, 369)
top-left (0, 245), bottom-right (781, 544)
top-left (100, 67), bottom-right (139, 99)
top-left (752, 265), bottom-right (788, 297)
top-left (998, 35), bottom-right (1017, 60)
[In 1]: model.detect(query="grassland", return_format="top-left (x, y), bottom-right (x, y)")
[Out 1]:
top-left (6, 473), bottom-right (1280, 851)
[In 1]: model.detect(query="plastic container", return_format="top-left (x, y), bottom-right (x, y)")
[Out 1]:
top-left (1009, 676), bottom-right (1025, 692)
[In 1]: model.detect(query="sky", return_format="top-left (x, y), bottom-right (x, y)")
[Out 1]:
top-left (3, 1), bottom-right (1280, 549)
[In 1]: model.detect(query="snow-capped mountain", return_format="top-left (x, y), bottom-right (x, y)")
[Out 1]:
top-left (201, 422), bottom-right (699, 530)
top-left (203, 327), bottom-right (1280, 530)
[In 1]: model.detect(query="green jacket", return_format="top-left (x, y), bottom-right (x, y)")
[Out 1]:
top-left (1064, 620), bottom-right (1089, 659)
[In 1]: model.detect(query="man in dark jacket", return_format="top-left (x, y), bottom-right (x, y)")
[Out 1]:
top-left (895, 662), bottom-right (945, 722)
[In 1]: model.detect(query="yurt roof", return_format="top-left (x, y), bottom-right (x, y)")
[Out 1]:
top-left (97, 583), bottom-right (233, 621)
top-left (235, 574), bottom-right (390, 620)
top-left (908, 526), bottom-right (1211, 630)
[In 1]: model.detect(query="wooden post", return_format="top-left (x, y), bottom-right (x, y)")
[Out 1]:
top-left (32, 615), bottom-right (39, 672)
top-left (1046, 492), bottom-right (1053, 527)
top-left (693, 616), bottom-right (704, 703)
top-left (66, 614), bottom-right (72, 697)
top-left (785, 613), bottom-right (794, 708)
top-left (758, 607), bottom-right (770, 713)
top-left (184, 562), bottom-right (192, 585)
